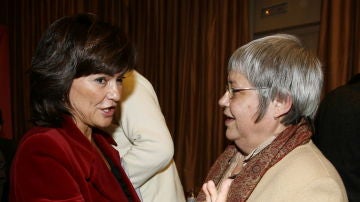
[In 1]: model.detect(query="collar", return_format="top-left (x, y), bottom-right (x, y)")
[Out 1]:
top-left (62, 115), bottom-right (117, 146)
top-left (243, 135), bottom-right (276, 164)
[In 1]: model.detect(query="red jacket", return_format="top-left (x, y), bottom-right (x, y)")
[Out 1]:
top-left (10, 116), bottom-right (140, 202)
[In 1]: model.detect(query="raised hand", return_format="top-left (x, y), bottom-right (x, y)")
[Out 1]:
top-left (202, 179), bottom-right (233, 202)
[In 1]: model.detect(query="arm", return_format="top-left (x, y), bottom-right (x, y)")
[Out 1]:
top-left (110, 70), bottom-right (174, 188)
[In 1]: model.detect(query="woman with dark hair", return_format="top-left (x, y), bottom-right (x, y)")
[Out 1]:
top-left (10, 14), bottom-right (140, 202)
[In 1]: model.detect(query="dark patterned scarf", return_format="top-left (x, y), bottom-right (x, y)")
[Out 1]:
top-left (196, 120), bottom-right (312, 202)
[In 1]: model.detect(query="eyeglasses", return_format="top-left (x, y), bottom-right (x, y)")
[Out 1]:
top-left (226, 85), bottom-right (268, 98)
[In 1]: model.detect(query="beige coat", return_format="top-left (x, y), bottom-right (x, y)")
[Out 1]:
top-left (106, 71), bottom-right (185, 202)
top-left (248, 141), bottom-right (348, 202)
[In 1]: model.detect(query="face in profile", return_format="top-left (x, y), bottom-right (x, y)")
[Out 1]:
top-left (218, 71), bottom-right (278, 154)
top-left (68, 73), bottom-right (123, 134)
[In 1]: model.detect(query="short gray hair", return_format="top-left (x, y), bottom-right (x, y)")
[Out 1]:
top-left (228, 34), bottom-right (323, 125)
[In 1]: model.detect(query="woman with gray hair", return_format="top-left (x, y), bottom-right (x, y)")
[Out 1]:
top-left (197, 34), bottom-right (347, 202)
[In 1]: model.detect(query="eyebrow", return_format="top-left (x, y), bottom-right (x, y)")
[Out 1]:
top-left (227, 80), bottom-right (235, 85)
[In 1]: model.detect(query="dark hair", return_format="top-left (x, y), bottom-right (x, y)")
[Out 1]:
top-left (30, 13), bottom-right (136, 127)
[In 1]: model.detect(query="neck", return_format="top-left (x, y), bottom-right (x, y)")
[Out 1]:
top-left (71, 117), bottom-right (92, 142)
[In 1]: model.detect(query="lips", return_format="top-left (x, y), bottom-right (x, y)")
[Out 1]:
top-left (223, 112), bottom-right (235, 125)
top-left (101, 106), bottom-right (116, 117)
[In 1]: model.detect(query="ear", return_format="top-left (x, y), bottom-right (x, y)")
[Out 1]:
top-left (272, 95), bottom-right (292, 119)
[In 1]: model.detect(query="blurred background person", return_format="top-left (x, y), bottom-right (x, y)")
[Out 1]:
top-left (314, 73), bottom-right (360, 202)
top-left (10, 13), bottom-right (140, 202)
top-left (105, 70), bottom-right (185, 201)
top-left (197, 34), bottom-right (347, 202)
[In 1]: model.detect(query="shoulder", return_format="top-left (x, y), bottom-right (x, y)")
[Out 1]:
top-left (269, 141), bottom-right (342, 178)
top-left (273, 141), bottom-right (341, 178)
top-left (250, 141), bottom-right (347, 201)
top-left (16, 126), bottom-right (84, 159)
top-left (20, 127), bottom-right (67, 147)
top-left (121, 70), bottom-right (158, 104)
top-left (320, 82), bottom-right (360, 108)
top-left (130, 71), bottom-right (157, 98)
top-left (13, 127), bottom-right (77, 168)
top-left (132, 70), bottom-right (154, 89)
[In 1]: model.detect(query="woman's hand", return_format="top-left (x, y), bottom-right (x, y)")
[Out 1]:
top-left (202, 179), bottom-right (233, 202)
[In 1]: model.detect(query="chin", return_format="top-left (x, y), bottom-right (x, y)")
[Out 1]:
top-left (96, 120), bottom-right (112, 128)
top-left (225, 130), bottom-right (238, 141)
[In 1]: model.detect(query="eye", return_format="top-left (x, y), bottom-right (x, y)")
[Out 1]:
top-left (94, 77), bottom-right (107, 85)
top-left (116, 76), bottom-right (124, 84)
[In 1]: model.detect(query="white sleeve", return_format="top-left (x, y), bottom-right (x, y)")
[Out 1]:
top-left (112, 70), bottom-right (174, 188)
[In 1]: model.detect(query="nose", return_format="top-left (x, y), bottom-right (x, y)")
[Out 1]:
top-left (218, 91), bottom-right (230, 107)
top-left (107, 83), bottom-right (121, 102)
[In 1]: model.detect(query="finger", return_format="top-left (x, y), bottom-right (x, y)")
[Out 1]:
top-left (202, 182), bottom-right (211, 202)
top-left (217, 178), bottom-right (233, 201)
top-left (206, 180), bottom-right (218, 202)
